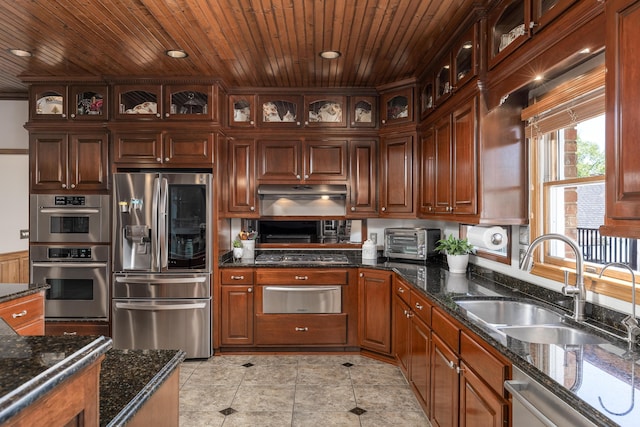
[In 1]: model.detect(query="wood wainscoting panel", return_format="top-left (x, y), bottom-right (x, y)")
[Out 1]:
top-left (0, 251), bottom-right (29, 283)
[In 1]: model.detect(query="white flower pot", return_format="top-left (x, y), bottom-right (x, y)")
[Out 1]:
top-left (446, 254), bottom-right (469, 274)
top-left (233, 247), bottom-right (244, 260)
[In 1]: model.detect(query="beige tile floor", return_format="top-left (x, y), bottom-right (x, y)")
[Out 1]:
top-left (179, 354), bottom-right (431, 426)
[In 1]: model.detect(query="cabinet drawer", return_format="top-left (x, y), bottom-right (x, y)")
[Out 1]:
top-left (221, 269), bottom-right (254, 285)
top-left (410, 291), bottom-right (431, 326)
top-left (460, 331), bottom-right (510, 396)
top-left (432, 307), bottom-right (460, 353)
top-left (394, 278), bottom-right (411, 304)
top-left (255, 313), bottom-right (347, 345)
top-left (257, 269), bottom-right (349, 285)
top-left (0, 293), bottom-right (44, 332)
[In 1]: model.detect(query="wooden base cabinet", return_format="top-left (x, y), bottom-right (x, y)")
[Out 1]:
top-left (220, 269), bottom-right (254, 346)
top-left (431, 332), bottom-right (460, 427)
top-left (358, 269), bottom-right (393, 355)
top-left (0, 292), bottom-right (45, 336)
top-left (45, 321), bottom-right (109, 336)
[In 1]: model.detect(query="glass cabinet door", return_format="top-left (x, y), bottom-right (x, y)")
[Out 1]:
top-left (350, 96), bottom-right (376, 128)
top-left (454, 25), bottom-right (477, 89)
top-left (165, 85), bottom-right (213, 120)
top-left (381, 88), bottom-right (413, 126)
top-left (257, 96), bottom-right (302, 126)
top-left (436, 54), bottom-right (452, 102)
top-left (421, 82), bottom-right (434, 118)
top-left (31, 85), bottom-right (67, 120)
top-left (533, 0), bottom-right (577, 32)
top-left (114, 85), bottom-right (162, 119)
top-left (305, 96), bottom-right (346, 127)
top-left (489, 0), bottom-right (531, 68)
top-left (229, 95), bottom-right (255, 126)
top-left (70, 86), bottom-right (108, 120)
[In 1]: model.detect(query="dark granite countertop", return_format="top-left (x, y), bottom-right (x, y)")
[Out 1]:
top-left (100, 348), bottom-right (186, 427)
top-left (0, 283), bottom-right (49, 304)
top-left (220, 250), bottom-right (638, 427)
top-left (0, 334), bottom-right (112, 424)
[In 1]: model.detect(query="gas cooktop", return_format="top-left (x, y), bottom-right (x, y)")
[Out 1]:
top-left (254, 253), bottom-right (350, 265)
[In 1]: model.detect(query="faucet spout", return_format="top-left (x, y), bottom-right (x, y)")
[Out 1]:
top-left (599, 262), bottom-right (640, 353)
top-left (520, 233), bottom-right (586, 321)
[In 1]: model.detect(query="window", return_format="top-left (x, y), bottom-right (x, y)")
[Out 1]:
top-left (524, 59), bottom-right (639, 302)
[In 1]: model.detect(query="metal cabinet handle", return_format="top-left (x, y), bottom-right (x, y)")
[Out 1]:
top-left (63, 331), bottom-right (77, 336)
top-left (156, 157), bottom-right (162, 162)
top-left (398, 287), bottom-right (405, 293)
top-left (12, 310), bottom-right (27, 319)
top-left (164, 157), bottom-right (170, 162)
top-left (70, 183), bottom-right (76, 189)
top-left (415, 302), bottom-right (423, 310)
top-left (294, 275), bottom-right (309, 280)
top-left (247, 287), bottom-right (253, 293)
top-left (381, 207), bottom-right (386, 212)
top-left (250, 206), bottom-right (255, 211)
top-left (61, 183), bottom-right (67, 189)
top-left (456, 366), bottom-right (465, 374)
top-left (350, 207), bottom-right (356, 211)
top-left (231, 275), bottom-right (245, 280)
top-left (295, 327), bottom-right (309, 332)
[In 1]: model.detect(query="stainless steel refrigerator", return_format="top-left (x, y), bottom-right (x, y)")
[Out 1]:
top-left (112, 172), bottom-right (213, 358)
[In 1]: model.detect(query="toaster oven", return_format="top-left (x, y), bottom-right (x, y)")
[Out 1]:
top-left (384, 228), bottom-right (441, 261)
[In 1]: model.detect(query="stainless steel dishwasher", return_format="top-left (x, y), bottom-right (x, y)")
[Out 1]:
top-left (505, 366), bottom-right (598, 426)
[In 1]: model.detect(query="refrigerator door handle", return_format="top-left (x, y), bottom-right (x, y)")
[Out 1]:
top-left (114, 276), bottom-right (208, 284)
top-left (115, 301), bottom-right (207, 311)
top-left (152, 176), bottom-right (161, 271)
top-left (160, 177), bottom-right (169, 270)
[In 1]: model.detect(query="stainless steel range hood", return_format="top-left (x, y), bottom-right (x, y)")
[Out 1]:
top-left (258, 184), bottom-right (347, 197)
top-left (257, 184), bottom-right (347, 216)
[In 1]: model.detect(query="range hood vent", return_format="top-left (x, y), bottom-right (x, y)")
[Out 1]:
top-left (258, 184), bottom-right (347, 198)
top-left (257, 184), bottom-right (348, 217)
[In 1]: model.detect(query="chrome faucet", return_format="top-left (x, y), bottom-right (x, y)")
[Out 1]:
top-left (599, 262), bottom-right (640, 353)
top-left (520, 233), bottom-right (586, 322)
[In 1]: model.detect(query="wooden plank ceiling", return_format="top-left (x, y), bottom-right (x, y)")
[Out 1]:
top-left (0, 0), bottom-right (476, 95)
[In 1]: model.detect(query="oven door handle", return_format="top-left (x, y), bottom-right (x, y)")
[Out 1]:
top-left (114, 276), bottom-right (208, 284)
top-left (115, 301), bottom-right (207, 311)
top-left (38, 208), bottom-right (100, 214)
top-left (31, 262), bottom-right (108, 268)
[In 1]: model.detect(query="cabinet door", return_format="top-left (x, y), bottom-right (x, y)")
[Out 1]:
top-left (393, 295), bottom-right (411, 376)
top-left (163, 132), bottom-right (214, 165)
top-left (30, 133), bottom-right (68, 191)
top-left (113, 132), bottom-right (163, 165)
top-left (435, 54), bottom-right (453, 105)
top-left (488, 0), bottom-right (532, 69)
top-left (257, 96), bottom-right (302, 126)
top-left (532, 0), bottom-right (578, 33)
top-left (304, 96), bottom-right (346, 128)
top-left (451, 98), bottom-right (477, 215)
top-left (70, 85), bottom-right (108, 120)
top-left (358, 269), bottom-right (392, 354)
top-left (434, 116), bottom-right (452, 214)
top-left (257, 140), bottom-right (301, 181)
top-left (304, 140), bottom-right (348, 181)
top-left (113, 84), bottom-right (162, 120)
top-left (453, 25), bottom-right (477, 90)
top-left (164, 85), bottom-right (213, 120)
top-left (459, 361), bottom-right (507, 427)
top-left (226, 139), bottom-right (257, 216)
top-left (220, 285), bottom-right (254, 346)
top-left (602, 0), bottom-right (640, 235)
top-left (31, 85), bottom-right (67, 120)
top-left (229, 95), bottom-right (256, 127)
top-left (380, 134), bottom-right (415, 216)
top-left (430, 334), bottom-right (459, 427)
top-left (419, 127), bottom-right (436, 215)
top-left (69, 133), bottom-right (109, 191)
top-left (348, 139), bottom-right (378, 217)
top-left (381, 88), bottom-right (414, 126)
top-left (350, 96), bottom-right (376, 128)
top-left (410, 315), bottom-right (431, 417)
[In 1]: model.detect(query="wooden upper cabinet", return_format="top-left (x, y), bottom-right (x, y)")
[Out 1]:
top-left (30, 85), bottom-right (68, 120)
top-left (421, 81), bottom-right (435, 119)
top-left (257, 140), bottom-right (302, 181)
top-left (380, 87), bottom-right (414, 126)
top-left (488, 0), bottom-right (532, 69)
top-left (419, 127), bottom-right (436, 215)
top-left (532, 0), bottom-right (579, 33)
top-left (257, 95), bottom-right (302, 127)
top-left (349, 96), bottom-right (376, 128)
top-left (164, 85), bottom-right (214, 121)
top-left (225, 139), bottom-right (258, 217)
top-left (379, 133), bottom-right (415, 217)
top-left (304, 140), bottom-right (348, 181)
top-left (112, 131), bottom-right (163, 164)
top-left (113, 84), bottom-right (163, 120)
top-left (453, 25), bottom-right (477, 91)
top-left (601, 0), bottom-right (640, 238)
top-left (113, 131), bottom-right (214, 166)
top-left (451, 98), bottom-right (477, 216)
top-left (434, 115), bottom-right (453, 215)
top-left (435, 54), bottom-right (453, 105)
top-left (229, 95), bottom-right (256, 127)
top-left (304, 95), bottom-right (347, 128)
top-left (30, 132), bottom-right (109, 192)
top-left (69, 85), bottom-right (108, 120)
top-left (348, 139), bottom-right (378, 217)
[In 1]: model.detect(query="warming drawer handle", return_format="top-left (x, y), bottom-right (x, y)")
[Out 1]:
top-left (31, 262), bottom-right (108, 268)
top-left (504, 379), bottom-right (557, 426)
top-left (265, 286), bottom-right (340, 292)
top-left (115, 302), bottom-right (207, 311)
top-left (295, 275), bottom-right (309, 280)
top-left (39, 208), bottom-right (101, 214)
top-left (115, 276), bottom-right (207, 284)
top-left (295, 327), bottom-right (309, 332)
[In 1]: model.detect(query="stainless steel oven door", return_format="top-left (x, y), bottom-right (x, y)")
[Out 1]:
top-left (31, 246), bottom-right (109, 320)
top-left (30, 194), bottom-right (110, 243)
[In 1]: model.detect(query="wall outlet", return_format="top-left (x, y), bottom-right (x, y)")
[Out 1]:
top-left (20, 229), bottom-right (29, 239)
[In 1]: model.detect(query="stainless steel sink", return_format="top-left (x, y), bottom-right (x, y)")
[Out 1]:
top-left (498, 325), bottom-right (608, 345)
top-left (456, 299), bottom-right (564, 326)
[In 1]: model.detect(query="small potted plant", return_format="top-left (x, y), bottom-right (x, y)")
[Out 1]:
top-left (435, 234), bottom-right (475, 274)
top-left (232, 239), bottom-right (244, 261)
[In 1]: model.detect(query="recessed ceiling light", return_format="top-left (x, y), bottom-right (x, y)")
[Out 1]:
top-left (319, 50), bottom-right (341, 59)
top-left (8, 48), bottom-right (32, 57)
top-left (165, 49), bottom-right (188, 59)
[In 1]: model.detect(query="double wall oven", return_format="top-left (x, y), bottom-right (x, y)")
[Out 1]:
top-left (30, 194), bottom-right (111, 321)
